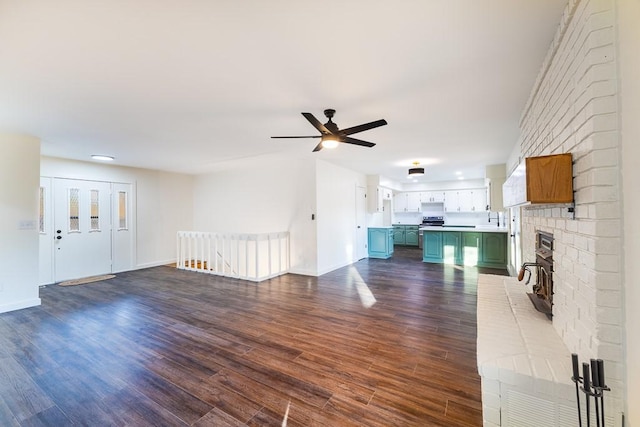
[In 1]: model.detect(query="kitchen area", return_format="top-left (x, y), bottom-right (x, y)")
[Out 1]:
top-left (367, 165), bottom-right (510, 270)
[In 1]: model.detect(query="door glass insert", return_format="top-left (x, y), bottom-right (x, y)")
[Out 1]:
top-left (39, 186), bottom-right (45, 233)
top-left (69, 188), bottom-right (80, 232)
top-left (118, 191), bottom-right (127, 230)
top-left (90, 189), bottom-right (100, 231)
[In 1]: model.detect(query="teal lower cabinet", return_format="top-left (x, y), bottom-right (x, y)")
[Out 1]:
top-left (393, 226), bottom-right (405, 245)
top-left (423, 230), bottom-right (507, 268)
top-left (442, 231), bottom-right (462, 264)
top-left (368, 227), bottom-right (394, 259)
top-left (393, 225), bottom-right (419, 247)
top-left (461, 232), bottom-right (482, 266)
top-left (404, 226), bottom-right (419, 246)
top-left (481, 232), bottom-right (507, 268)
top-left (423, 231), bottom-right (443, 262)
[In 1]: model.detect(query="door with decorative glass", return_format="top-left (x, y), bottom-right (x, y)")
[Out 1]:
top-left (53, 178), bottom-right (112, 281)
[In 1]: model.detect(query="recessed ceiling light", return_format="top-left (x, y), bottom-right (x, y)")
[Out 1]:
top-left (455, 171), bottom-right (462, 175)
top-left (458, 176), bottom-right (464, 180)
top-left (91, 155), bottom-right (115, 161)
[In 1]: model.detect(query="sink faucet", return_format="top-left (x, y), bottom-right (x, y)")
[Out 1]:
top-left (488, 212), bottom-right (500, 227)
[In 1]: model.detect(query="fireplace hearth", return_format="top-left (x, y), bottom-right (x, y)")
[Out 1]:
top-left (517, 231), bottom-right (554, 320)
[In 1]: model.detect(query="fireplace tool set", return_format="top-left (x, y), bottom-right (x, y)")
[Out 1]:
top-left (571, 353), bottom-right (610, 427)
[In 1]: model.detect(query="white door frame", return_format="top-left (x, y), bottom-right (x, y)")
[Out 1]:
top-left (356, 185), bottom-right (367, 260)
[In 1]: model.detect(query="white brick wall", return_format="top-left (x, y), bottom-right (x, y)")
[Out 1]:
top-left (511, 0), bottom-right (623, 421)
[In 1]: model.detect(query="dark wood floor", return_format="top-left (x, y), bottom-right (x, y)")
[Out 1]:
top-left (0, 247), bottom-right (508, 426)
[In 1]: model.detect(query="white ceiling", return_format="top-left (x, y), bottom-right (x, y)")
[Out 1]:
top-left (0, 0), bottom-right (567, 183)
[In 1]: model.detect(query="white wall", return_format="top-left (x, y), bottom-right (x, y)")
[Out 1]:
top-left (41, 156), bottom-right (194, 268)
top-left (316, 160), bottom-right (366, 275)
top-left (618, 0), bottom-right (640, 424)
top-left (0, 134), bottom-right (41, 313)
top-left (192, 157), bottom-right (318, 276)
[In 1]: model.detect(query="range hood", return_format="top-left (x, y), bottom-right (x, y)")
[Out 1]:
top-left (503, 153), bottom-right (573, 208)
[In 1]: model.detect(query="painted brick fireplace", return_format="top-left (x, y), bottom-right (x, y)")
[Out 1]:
top-left (478, 0), bottom-right (624, 425)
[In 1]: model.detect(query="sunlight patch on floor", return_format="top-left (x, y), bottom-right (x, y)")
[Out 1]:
top-left (348, 266), bottom-right (377, 308)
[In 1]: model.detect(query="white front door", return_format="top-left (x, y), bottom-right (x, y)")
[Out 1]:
top-left (356, 186), bottom-right (367, 260)
top-left (53, 178), bottom-right (112, 281)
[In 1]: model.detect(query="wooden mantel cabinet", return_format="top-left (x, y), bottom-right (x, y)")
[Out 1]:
top-left (503, 153), bottom-right (573, 207)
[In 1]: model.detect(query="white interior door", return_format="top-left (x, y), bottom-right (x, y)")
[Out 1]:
top-left (356, 186), bottom-right (367, 260)
top-left (53, 178), bottom-right (112, 281)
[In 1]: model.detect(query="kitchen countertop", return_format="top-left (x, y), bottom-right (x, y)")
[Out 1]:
top-left (420, 225), bottom-right (509, 233)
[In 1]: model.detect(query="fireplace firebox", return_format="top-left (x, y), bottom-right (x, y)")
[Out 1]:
top-left (517, 231), bottom-right (554, 320)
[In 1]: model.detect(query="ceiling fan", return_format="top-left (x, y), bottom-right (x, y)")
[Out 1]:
top-left (271, 109), bottom-right (387, 152)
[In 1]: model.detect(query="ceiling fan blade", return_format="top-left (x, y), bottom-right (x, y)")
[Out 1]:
top-left (271, 135), bottom-right (321, 139)
top-left (302, 112), bottom-right (332, 135)
top-left (341, 136), bottom-right (376, 148)
top-left (312, 142), bottom-right (324, 152)
top-left (340, 119), bottom-right (387, 136)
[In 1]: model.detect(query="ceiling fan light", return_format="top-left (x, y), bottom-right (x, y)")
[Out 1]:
top-left (321, 137), bottom-right (339, 149)
top-left (408, 167), bottom-right (425, 177)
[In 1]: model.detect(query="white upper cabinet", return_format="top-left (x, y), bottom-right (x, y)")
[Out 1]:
top-left (406, 192), bottom-right (421, 211)
top-left (444, 189), bottom-right (487, 213)
top-left (368, 186), bottom-right (386, 213)
top-left (393, 192), bottom-right (408, 212)
top-left (421, 191), bottom-right (446, 203)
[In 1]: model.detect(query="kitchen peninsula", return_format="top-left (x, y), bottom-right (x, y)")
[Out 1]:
top-left (420, 225), bottom-right (508, 269)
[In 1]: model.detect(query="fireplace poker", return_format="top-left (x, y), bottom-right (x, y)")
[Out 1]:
top-left (590, 359), bottom-right (601, 427)
top-left (582, 362), bottom-right (591, 427)
top-left (597, 359), bottom-right (610, 427)
top-left (571, 354), bottom-right (583, 427)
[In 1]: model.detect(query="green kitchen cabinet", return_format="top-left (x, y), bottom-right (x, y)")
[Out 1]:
top-left (393, 226), bottom-right (405, 245)
top-left (461, 232), bottom-right (482, 266)
top-left (405, 226), bottom-right (419, 246)
top-left (423, 231), bottom-right (443, 262)
top-left (368, 227), bottom-right (394, 259)
top-left (481, 232), bottom-right (507, 268)
top-left (422, 230), bottom-right (507, 269)
top-left (442, 231), bottom-right (462, 264)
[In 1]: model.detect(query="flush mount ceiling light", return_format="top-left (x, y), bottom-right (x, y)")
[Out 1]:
top-left (408, 161), bottom-right (424, 177)
top-left (91, 155), bottom-right (115, 161)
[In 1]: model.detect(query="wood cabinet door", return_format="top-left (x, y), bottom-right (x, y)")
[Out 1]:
top-left (461, 232), bottom-right (482, 266)
top-left (405, 227), bottom-right (419, 246)
top-left (423, 232), bottom-right (443, 261)
top-left (481, 233), bottom-right (507, 266)
top-left (393, 226), bottom-right (405, 245)
top-left (394, 193), bottom-right (408, 212)
top-left (442, 232), bottom-right (461, 263)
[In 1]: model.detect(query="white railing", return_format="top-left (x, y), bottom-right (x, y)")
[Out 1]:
top-left (176, 231), bottom-right (290, 282)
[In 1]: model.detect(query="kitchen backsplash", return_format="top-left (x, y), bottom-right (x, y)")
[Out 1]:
top-left (393, 211), bottom-right (502, 226)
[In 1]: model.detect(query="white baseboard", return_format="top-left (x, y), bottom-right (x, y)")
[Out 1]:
top-left (0, 297), bottom-right (41, 314)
